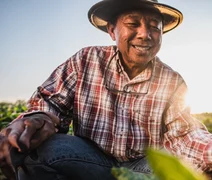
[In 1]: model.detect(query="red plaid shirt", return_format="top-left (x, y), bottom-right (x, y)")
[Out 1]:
top-left (24, 46), bottom-right (212, 171)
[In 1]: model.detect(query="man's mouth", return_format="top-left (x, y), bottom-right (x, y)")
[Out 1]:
top-left (133, 45), bottom-right (151, 51)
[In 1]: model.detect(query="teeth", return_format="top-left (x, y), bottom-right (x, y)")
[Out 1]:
top-left (134, 45), bottom-right (150, 51)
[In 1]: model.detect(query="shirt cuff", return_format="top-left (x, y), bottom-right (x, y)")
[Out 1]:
top-left (203, 142), bottom-right (212, 167)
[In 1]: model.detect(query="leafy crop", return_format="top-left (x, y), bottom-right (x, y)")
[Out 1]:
top-left (147, 149), bottom-right (207, 180)
top-left (0, 100), bottom-right (27, 130)
top-left (193, 113), bottom-right (212, 133)
top-left (112, 149), bottom-right (207, 180)
top-left (112, 167), bottom-right (158, 180)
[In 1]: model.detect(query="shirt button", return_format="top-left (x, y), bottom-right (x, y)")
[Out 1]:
top-left (124, 86), bottom-right (131, 92)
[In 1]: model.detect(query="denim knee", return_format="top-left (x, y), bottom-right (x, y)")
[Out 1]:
top-left (13, 134), bottom-right (117, 180)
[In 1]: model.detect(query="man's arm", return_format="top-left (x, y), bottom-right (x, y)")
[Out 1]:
top-left (163, 81), bottom-right (212, 172)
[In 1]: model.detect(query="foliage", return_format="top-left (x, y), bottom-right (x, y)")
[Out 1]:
top-left (193, 113), bottom-right (212, 133)
top-left (112, 149), bottom-right (207, 180)
top-left (147, 149), bottom-right (207, 180)
top-left (0, 100), bottom-right (27, 130)
top-left (68, 123), bottom-right (73, 135)
top-left (112, 167), bottom-right (158, 180)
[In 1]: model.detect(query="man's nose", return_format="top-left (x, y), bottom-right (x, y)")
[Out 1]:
top-left (137, 24), bottom-right (151, 40)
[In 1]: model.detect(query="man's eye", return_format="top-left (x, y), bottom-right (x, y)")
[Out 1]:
top-left (149, 22), bottom-right (162, 31)
top-left (151, 25), bottom-right (159, 30)
top-left (126, 22), bottom-right (139, 27)
top-left (150, 24), bottom-right (161, 31)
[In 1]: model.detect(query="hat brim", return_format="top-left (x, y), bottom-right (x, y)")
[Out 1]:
top-left (88, 0), bottom-right (183, 34)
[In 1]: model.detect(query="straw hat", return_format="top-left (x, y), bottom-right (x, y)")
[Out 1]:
top-left (88, 0), bottom-right (183, 33)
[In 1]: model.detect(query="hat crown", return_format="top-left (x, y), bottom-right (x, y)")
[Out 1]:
top-left (109, 0), bottom-right (159, 2)
top-left (102, 0), bottom-right (159, 3)
top-left (140, 0), bottom-right (158, 2)
top-left (88, 0), bottom-right (183, 33)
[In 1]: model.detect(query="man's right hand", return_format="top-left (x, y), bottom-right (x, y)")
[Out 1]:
top-left (0, 135), bottom-right (16, 180)
top-left (1, 113), bottom-right (59, 152)
top-left (0, 135), bottom-right (12, 168)
top-left (0, 112), bottom-right (60, 179)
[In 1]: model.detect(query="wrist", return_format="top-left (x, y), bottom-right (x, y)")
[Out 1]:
top-left (9, 111), bottom-right (61, 133)
top-left (23, 111), bottom-right (60, 131)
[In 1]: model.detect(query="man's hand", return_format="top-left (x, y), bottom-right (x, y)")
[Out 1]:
top-left (0, 135), bottom-right (12, 168)
top-left (0, 135), bottom-right (16, 180)
top-left (1, 112), bottom-right (59, 152)
top-left (0, 112), bottom-right (60, 179)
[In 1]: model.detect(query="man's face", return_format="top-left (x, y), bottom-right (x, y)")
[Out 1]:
top-left (107, 10), bottom-right (163, 68)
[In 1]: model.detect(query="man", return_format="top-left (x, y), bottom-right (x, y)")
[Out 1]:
top-left (1, 0), bottom-right (212, 179)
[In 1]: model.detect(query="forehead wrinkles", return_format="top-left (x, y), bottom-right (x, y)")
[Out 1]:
top-left (119, 11), bottom-right (162, 23)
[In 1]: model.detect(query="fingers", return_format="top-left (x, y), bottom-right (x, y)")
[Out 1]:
top-left (5, 120), bottom-right (25, 151)
top-left (18, 114), bottom-right (56, 150)
top-left (17, 125), bottom-right (35, 151)
top-left (3, 139), bottom-right (12, 166)
top-left (0, 137), bottom-right (16, 180)
top-left (18, 119), bottom-right (44, 150)
top-left (3, 113), bottom-right (57, 152)
top-left (4, 117), bottom-right (44, 152)
top-left (30, 130), bottom-right (54, 149)
top-left (0, 136), bottom-right (12, 167)
top-left (30, 119), bottom-right (56, 149)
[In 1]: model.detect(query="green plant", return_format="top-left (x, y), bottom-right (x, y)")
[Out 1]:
top-left (0, 100), bottom-right (27, 130)
top-left (112, 149), bottom-right (207, 180)
top-left (68, 123), bottom-right (73, 135)
top-left (193, 113), bottom-right (212, 133)
top-left (112, 167), bottom-right (158, 180)
top-left (147, 149), bottom-right (207, 180)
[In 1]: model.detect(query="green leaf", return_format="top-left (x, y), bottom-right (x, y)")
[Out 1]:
top-left (0, 100), bottom-right (27, 130)
top-left (111, 167), bottom-right (158, 180)
top-left (147, 148), bottom-right (207, 180)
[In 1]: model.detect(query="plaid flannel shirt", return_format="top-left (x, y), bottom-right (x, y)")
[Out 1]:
top-left (23, 46), bottom-right (212, 171)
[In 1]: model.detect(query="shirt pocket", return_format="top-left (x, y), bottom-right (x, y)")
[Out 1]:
top-left (131, 111), bottom-right (162, 147)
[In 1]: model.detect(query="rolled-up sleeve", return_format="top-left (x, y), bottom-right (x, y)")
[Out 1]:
top-left (163, 81), bottom-right (212, 172)
top-left (19, 50), bottom-right (81, 133)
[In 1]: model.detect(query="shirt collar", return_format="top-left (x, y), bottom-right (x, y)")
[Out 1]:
top-left (113, 50), bottom-right (154, 84)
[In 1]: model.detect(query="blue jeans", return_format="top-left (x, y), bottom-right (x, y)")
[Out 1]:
top-left (12, 134), bottom-right (152, 180)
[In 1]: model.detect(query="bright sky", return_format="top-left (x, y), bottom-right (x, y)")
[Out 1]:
top-left (0, 0), bottom-right (212, 113)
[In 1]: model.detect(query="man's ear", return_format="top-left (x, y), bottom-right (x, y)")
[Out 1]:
top-left (107, 23), bottom-right (116, 41)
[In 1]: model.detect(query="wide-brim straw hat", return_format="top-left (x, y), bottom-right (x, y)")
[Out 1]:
top-left (88, 0), bottom-right (183, 33)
